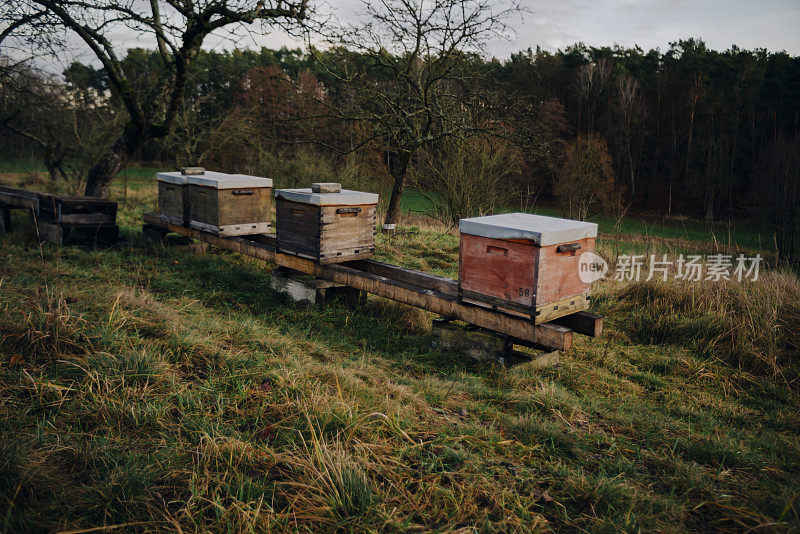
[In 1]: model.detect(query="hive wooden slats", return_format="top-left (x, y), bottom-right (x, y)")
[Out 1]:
top-left (277, 199), bottom-right (376, 264)
top-left (276, 199), bottom-right (320, 258)
top-left (459, 234), bottom-right (539, 309)
top-left (458, 232), bottom-right (596, 324)
top-left (187, 185), bottom-right (271, 235)
top-left (535, 237), bottom-right (595, 306)
top-left (158, 182), bottom-right (187, 225)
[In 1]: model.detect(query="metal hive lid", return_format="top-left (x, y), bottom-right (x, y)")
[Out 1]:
top-left (459, 213), bottom-right (598, 246)
top-left (275, 188), bottom-right (379, 206)
top-left (185, 171), bottom-right (273, 189)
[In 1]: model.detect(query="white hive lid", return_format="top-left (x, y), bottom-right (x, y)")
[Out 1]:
top-left (276, 188), bottom-right (379, 206)
top-left (186, 171), bottom-right (273, 189)
top-left (156, 171), bottom-right (188, 185)
top-left (459, 213), bottom-right (598, 246)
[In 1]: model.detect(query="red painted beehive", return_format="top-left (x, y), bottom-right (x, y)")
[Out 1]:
top-left (458, 213), bottom-right (598, 324)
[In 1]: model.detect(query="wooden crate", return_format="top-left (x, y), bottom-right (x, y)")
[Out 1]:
top-left (186, 172), bottom-right (272, 236)
top-left (156, 171), bottom-right (189, 225)
top-left (275, 183), bottom-right (378, 264)
top-left (458, 213), bottom-right (598, 324)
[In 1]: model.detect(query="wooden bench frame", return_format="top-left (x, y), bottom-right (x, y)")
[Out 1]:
top-left (0, 185), bottom-right (118, 246)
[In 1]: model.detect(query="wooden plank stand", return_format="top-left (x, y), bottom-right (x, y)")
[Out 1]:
top-left (142, 213), bottom-right (603, 353)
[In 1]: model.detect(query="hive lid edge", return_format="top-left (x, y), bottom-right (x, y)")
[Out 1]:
top-left (459, 213), bottom-right (598, 245)
top-left (186, 172), bottom-right (273, 189)
top-left (276, 188), bottom-right (379, 206)
top-left (156, 172), bottom-right (188, 185)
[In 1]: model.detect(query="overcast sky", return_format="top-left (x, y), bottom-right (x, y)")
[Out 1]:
top-left (36, 0), bottom-right (800, 71)
top-left (206, 0), bottom-right (800, 58)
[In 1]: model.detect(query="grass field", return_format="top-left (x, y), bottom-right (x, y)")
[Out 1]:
top-left (1, 165), bottom-right (799, 532)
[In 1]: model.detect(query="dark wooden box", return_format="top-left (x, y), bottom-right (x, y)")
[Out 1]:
top-left (156, 172), bottom-right (189, 225)
top-left (458, 213), bottom-right (598, 324)
top-left (186, 172), bottom-right (272, 236)
top-left (275, 186), bottom-right (378, 264)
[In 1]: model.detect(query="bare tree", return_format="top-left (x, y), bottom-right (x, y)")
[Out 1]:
top-left (575, 59), bottom-right (612, 135)
top-left (158, 93), bottom-right (240, 168)
top-left (0, 0), bottom-right (310, 197)
top-left (0, 59), bottom-right (122, 190)
top-left (299, 0), bottom-right (521, 226)
top-left (0, 62), bottom-right (69, 182)
top-left (616, 74), bottom-right (646, 198)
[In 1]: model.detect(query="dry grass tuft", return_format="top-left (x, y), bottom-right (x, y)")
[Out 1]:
top-left (607, 270), bottom-right (800, 380)
top-left (1, 289), bottom-right (93, 361)
top-left (284, 419), bottom-right (376, 527)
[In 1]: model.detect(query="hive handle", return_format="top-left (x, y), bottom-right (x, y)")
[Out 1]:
top-left (336, 207), bottom-right (361, 215)
top-left (556, 243), bottom-right (582, 253)
top-left (232, 189), bottom-right (254, 196)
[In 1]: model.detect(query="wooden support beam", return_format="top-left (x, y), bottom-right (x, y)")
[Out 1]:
top-left (143, 213), bottom-right (574, 350)
top-left (349, 259), bottom-right (459, 296)
top-left (552, 311), bottom-right (603, 337)
top-left (59, 213), bottom-right (117, 225)
top-left (0, 185), bottom-right (39, 211)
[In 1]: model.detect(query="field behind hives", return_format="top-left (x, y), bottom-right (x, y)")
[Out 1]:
top-left (1, 166), bottom-right (799, 533)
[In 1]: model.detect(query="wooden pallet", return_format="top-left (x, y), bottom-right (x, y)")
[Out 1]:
top-left (143, 213), bottom-right (603, 351)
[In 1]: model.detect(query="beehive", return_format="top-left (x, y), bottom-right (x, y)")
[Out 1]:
top-left (156, 171), bottom-right (190, 225)
top-left (186, 171), bottom-right (273, 236)
top-left (458, 213), bottom-right (598, 323)
top-left (275, 183), bottom-right (378, 264)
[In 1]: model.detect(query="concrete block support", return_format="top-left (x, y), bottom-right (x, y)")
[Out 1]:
top-left (270, 266), bottom-right (366, 308)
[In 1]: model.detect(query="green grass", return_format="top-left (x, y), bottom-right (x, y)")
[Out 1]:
top-left (1, 164), bottom-right (799, 532)
top-left (401, 186), bottom-right (771, 254)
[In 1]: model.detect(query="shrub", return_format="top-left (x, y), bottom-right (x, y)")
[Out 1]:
top-left (412, 136), bottom-right (521, 227)
top-left (556, 133), bottom-right (618, 220)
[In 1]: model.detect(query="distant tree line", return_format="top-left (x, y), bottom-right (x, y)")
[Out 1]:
top-left (1, 38), bottom-right (800, 258)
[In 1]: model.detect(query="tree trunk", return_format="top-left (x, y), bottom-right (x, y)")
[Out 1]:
top-left (383, 150), bottom-right (411, 226)
top-left (44, 159), bottom-right (60, 183)
top-left (626, 137), bottom-right (635, 201)
top-left (84, 127), bottom-right (144, 198)
top-left (384, 172), bottom-right (407, 226)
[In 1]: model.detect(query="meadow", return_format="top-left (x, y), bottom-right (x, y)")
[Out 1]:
top-left (1, 165), bottom-right (799, 532)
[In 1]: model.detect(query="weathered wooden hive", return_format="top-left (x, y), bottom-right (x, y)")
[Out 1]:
top-left (185, 170), bottom-right (273, 236)
top-left (156, 169), bottom-right (194, 225)
top-left (275, 182), bottom-right (378, 264)
top-left (458, 213), bottom-right (598, 323)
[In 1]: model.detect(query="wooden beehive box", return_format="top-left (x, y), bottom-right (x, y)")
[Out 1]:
top-left (458, 213), bottom-right (598, 324)
top-left (186, 171), bottom-right (273, 236)
top-left (275, 183), bottom-right (378, 264)
top-left (156, 171), bottom-right (190, 225)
